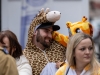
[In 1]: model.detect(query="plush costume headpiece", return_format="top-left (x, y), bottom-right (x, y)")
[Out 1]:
top-left (26, 8), bottom-right (61, 47)
top-left (66, 16), bottom-right (93, 37)
top-left (53, 16), bottom-right (93, 47)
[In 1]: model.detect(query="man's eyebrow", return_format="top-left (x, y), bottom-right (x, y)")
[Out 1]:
top-left (44, 28), bottom-right (51, 31)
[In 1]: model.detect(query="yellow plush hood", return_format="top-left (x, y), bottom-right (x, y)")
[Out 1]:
top-left (66, 16), bottom-right (93, 37)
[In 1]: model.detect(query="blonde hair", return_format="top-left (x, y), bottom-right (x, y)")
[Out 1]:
top-left (66, 33), bottom-right (100, 75)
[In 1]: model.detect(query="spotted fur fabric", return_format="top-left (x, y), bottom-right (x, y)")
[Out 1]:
top-left (23, 41), bottom-right (66, 75)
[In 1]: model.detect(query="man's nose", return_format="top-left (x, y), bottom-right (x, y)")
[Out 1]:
top-left (48, 33), bottom-right (52, 38)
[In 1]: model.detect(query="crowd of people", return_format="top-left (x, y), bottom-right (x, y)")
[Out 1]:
top-left (0, 8), bottom-right (100, 75)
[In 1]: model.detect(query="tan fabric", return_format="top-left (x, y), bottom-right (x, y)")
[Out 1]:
top-left (23, 41), bottom-right (66, 75)
top-left (0, 49), bottom-right (18, 75)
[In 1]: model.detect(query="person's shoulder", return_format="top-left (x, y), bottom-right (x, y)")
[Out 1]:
top-left (0, 47), bottom-right (12, 59)
top-left (20, 55), bottom-right (29, 62)
top-left (16, 55), bottom-right (32, 74)
top-left (0, 47), bottom-right (9, 54)
top-left (0, 48), bottom-right (16, 65)
top-left (55, 63), bottom-right (68, 75)
top-left (16, 55), bottom-right (29, 65)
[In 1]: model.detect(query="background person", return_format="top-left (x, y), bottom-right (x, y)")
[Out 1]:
top-left (0, 30), bottom-right (32, 75)
top-left (0, 46), bottom-right (19, 75)
top-left (56, 33), bottom-right (100, 75)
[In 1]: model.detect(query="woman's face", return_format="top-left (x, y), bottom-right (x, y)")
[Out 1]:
top-left (0, 37), bottom-right (10, 52)
top-left (74, 38), bottom-right (93, 65)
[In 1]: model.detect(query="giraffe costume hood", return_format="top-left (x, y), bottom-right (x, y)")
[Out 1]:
top-left (23, 8), bottom-right (66, 75)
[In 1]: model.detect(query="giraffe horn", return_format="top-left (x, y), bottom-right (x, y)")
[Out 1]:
top-left (40, 8), bottom-right (44, 13)
top-left (45, 8), bottom-right (50, 14)
top-left (37, 8), bottom-right (44, 16)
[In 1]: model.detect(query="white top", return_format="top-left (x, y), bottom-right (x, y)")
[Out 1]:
top-left (16, 55), bottom-right (32, 75)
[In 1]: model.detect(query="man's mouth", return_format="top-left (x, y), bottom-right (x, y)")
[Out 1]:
top-left (45, 38), bottom-right (52, 43)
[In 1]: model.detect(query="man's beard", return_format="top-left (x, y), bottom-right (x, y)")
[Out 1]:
top-left (36, 30), bottom-right (52, 48)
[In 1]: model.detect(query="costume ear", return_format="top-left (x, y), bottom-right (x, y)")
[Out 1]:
top-left (82, 16), bottom-right (87, 22)
top-left (37, 8), bottom-right (44, 16)
top-left (66, 22), bottom-right (71, 28)
top-left (45, 8), bottom-right (50, 14)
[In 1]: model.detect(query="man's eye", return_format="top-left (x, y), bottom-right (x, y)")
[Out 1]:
top-left (44, 30), bottom-right (48, 33)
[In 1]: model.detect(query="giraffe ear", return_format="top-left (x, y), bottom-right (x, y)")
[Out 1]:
top-left (36, 8), bottom-right (45, 16)
top-left (66, 22), bottom-right (71, 28)
top-left (82, 16), bottom-right (87, 22)
top-left (45, 8), bottom-right (50, 14)
top-left (40, 8), bottom-right (44, 13)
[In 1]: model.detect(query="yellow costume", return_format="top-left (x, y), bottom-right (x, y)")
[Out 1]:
top-left (55, 63), bottom-right (100, 75)
top-left (53, 16), bottom-right (93, 47)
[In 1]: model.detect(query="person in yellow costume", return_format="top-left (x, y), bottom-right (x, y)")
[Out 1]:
top-left (52, 16), bottom-right (93, 69)
top-left (55, 33), bottom-right (100, 75)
